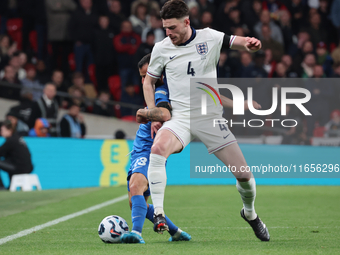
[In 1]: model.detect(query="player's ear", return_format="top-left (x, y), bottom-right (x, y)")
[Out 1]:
top-left (184, 16), bottom-right (190, 27)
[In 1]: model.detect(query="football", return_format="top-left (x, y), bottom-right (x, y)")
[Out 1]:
top-left (98, 215), bottom-right (129, 243)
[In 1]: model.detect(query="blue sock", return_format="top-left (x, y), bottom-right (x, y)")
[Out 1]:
top-left (146, 204), bottom-right (178, 236)
top-left (131, 195), bottom-right (147, 234)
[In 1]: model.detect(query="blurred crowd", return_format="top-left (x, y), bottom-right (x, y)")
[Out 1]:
top-left (0, 0), bottom-right (340, 142)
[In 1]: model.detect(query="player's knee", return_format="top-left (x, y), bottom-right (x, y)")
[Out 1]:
top-left (129, 180), bottom-right (146, 196)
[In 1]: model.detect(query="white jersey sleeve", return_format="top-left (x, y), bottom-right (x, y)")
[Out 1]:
top-left (147, 43), bottom-right (164, 79)
top-left (206, 28), bottom-right (225, 50)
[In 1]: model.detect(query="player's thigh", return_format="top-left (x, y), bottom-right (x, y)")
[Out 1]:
top-left (214, 143), bottom-right (252, 181)
top-left (151, 129), bottom-right (184, 158)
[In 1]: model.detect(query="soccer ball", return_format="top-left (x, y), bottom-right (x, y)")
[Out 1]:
top-left (98, 215), bottom-right (129, 243)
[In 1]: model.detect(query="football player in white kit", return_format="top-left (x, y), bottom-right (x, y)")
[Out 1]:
top-left (143, 0), bottom-right (270, 241)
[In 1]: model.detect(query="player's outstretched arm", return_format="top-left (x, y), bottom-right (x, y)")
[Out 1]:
top-left (136, 106), bottom-right (171, 123)
top-left (230, 36), bottom-right (262, 53)
top-left (143, 75), bottom-right (158, 109)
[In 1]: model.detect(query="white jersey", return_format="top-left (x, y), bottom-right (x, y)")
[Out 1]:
top-left (147, 27), bottom-right (236, 116)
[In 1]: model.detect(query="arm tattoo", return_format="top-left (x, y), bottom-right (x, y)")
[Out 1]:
top-left (138, 108), bottom-right (165, 122)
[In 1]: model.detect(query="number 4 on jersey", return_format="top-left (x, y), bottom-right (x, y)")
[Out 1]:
top-left (187, 61), bottom-right (195, 76)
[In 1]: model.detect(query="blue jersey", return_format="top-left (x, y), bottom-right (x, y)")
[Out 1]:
top-left (132, 82), bottom-right (170, 153)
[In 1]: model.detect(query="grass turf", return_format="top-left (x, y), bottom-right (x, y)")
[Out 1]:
top-left (0, 185), bottom-right (339, 254)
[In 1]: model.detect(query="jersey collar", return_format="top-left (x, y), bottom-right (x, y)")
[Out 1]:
top-left (178, 27), bottom-right (196, 46)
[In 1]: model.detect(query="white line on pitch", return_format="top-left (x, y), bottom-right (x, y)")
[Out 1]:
top-left (0, 194), bottom-right (128, 245)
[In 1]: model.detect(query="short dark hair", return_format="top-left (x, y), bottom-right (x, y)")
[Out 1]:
top-left (1, 120), bottom-right (14, 131)
top-left (160, 0), bottom-right (189, 20)
top-left (138, 53), bottom-right (151, 69)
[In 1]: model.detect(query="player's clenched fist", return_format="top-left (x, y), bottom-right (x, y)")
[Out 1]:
top-left (245, 37), bottom-right (262, 52)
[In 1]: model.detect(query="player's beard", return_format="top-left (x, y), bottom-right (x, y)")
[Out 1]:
top-left (171, 30), bottom-right (187, 46)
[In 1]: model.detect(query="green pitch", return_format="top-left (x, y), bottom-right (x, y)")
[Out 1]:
top-left (0, 185), bottom-right (339, 254)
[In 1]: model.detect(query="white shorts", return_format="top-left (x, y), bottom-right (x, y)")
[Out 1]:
top-left (159, 114), bottom-right (237, 154)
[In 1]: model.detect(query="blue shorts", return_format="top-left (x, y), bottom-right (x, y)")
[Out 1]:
top-left (127, 150), bottom-right (151, 197)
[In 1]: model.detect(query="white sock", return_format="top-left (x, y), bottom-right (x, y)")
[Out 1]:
top-left (148, 153), bottom-right (167, 216)
top-left (236, 178), bottom-right (257, 221)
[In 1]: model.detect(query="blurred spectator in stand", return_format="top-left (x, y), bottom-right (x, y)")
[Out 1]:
top-left (0, 1), bottom-right (9, 35)
top-left (289, 31), bottom-right (310, 58)
top-left (278, 9), bottom-right (293, 53)
top-left (129, 1), bottom-right (149, 35)
top-left (197, 0), bottom-right (215, 16)
top-left (69, 0), bottom-right (98, 79)
top-left (68, 87), bottom-right (87, 112)
top-left (218, 51), bottom-right (231, 78)
top-left (239, 51), bottom-right (253, 77)
top-left (188, 1), bottom-right (201, 29)
top-left (113, 20), bottom-right (141, 88)
top-left (215, 0), bottom-right (237, 34)
top-left (300, 53), bottom-right (316, 78)
top-left (281, 54), bottom-right (299, 78)
top-left (141, 14), bottom-right (165, 43)
top-left (92, 90), bottom-right (115, 117)
top-left (254, 9), bottom-right (284, 46)
top-left (46, 0), bottom-right (77, 77)
top-left (288, 0), bottom-right (305, 35)
top-left (94, 16), bottom-right (117, 92)
top-left (28, 118), bottom-right (50, 137)
top-left (331, 0), bottom-right (340, 44)
top-left (51, 69), bottom-right (69, 107)
top-left (35, 60), bottom-right (50, 85)
top-left (316, 42), bottom-right (333, 77)
top-left (136, 31), bottom-right (155, 65)
top-left (261, 24), bottom-right (284, 62)
top-left (59, 103), bottom-right (86, 138)
top-left (200, 11), bottom-right (213, 29)
top-left (0, 35), bottom-right (15, 70)
top-left (0, 65), bottom-right (21, 100)
top-left (120, 82), bottom-right (143, 117)
top-left (68, 72), bottom-right (97, 100)
top-left (108, 0), bottom-right (126, 35)
top-left (8, 89), bottom-right (34, 125)
top-left (243, 50), bottom-right (268, 78)
top-left (21, 64), bottom-right (44, 101)
top-left (325, 110), bottom-right (340, 137)
top-left (306, 13), bottom-right (329, 48)
top-left (293, 40), bottom-right (314, 74)
top-left (0, 53), bottom-right (26, 80)
top-left (28, 83), bottom-right (58, 136)
top-left (272, 62), bottom-right (287, 78)
top-left (18, 52), bottom-right (27, 70)
top-left (114, 129), bottom-right (126, 139)
top-left (0, 120), bottom-right (33, 190)
top-left (263, 48), bottom-right (276, 77)
top-left (305, 65), bottom-right (333, 136)
top-left (243, 0), bottom-right (262, 36)
top-left (6, 109), bottom-right (30, 136)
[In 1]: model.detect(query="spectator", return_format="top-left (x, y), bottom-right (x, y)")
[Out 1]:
top-left (254, 9), bottom-right (284, 46)
top-left (0, 53), bottom-right (26, 80)
top-left (272, 62), bottom-right (287, 78)
top-left (18, 52), bottom-right (27, 69)
top-left (218, 51), bottom-right (231, 78)
top-left (92, 90), bottom-right (115, 117)
top-left (0, 35), bottom-right (16, 70)
top-left (0, 120), bottom-right (33, 190)
top-left (0, 65), bottom-right (21, 100)
top-left (215, 0), bottom-right (237, 34)
top-left (28, 118), bottom-right (50, 137)
top-left (316, 41), bottom-right (333, 77)
top-left (281, 54), bottom-right (299, 78)
top-left (46, 0), bottom-right (77, 77)
top-left (243, 0), bottom-right (262, 36)
top-left (306, 13), bottom-right (329, 48)
top-left (261, 24), bottom-right (284, 62)
top-left (21, 64), bottom-right (44, 101)
top-left (200, 11), bottom-right (213, 29)
top-left (188, 1), bottom-right (201, 29)
top-left (305, 66), bottom-right (333, 136)
top-left (278, 9), bottom-right (294, 53)
top-left (325, 110), bottom-right (340, 137)
top-left (59, 103), bottom-right (86, 138)
top-left (141, 14), bottom-right (165, 43)
top-left (28, 83), bottom-right (59, 136)
top-left (94, 16), bottom-right (117, 92)
top-left (6, 109), bottom-right (30, 136)
top-left (8, 89), bottom-right (35, 125)
top-left (113, 20), bottom-right (141, 88)
top-left (263, 48), bottom-right (276, 77)
top-left (120, 83), bottom-right (143, 117)
top-left (69, 0), bottom-right (98, 78)
top-left (330, 0), bottom-right (340, 44)
top-left (115, 129), bottom-right (126, 139)
top-left (68, 87), bottom-right (87, 112)
top-left (289, 31), bottom-right (311, 57)
top-left (108, 0), bottom-right (126, 35)
top-left (243, 50), bottom-right (268, 78)
top-left (300, 53), bottom-right (316, 78)
top-left (287, 0), bottom-right (305, 35)
top-left (136, 31), bottom-right (155, 64)
top-left (68, 72), bottom-right (97, 100)
top-left (197, 0), bottom-right (215, 16)
top-left (51, 69), bottom-right (69, 107)
top-left (35, 60), bottom-right (51, 85)
top-left (129, 1), bottom-right (149, 35)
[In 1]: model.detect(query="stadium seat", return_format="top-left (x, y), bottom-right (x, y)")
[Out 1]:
top-left (313, 126), bottom-right (325, 137)
top-left (108, 75), bottom-right (122, 101)
top-left (121, 115), bottom-right (136, 122)
top-left (6, 18), bottom-right (23, 50)
top-left (9, 174), bottom-right (42, 192)
top-left (88, 64), bottom-right (97, 87)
